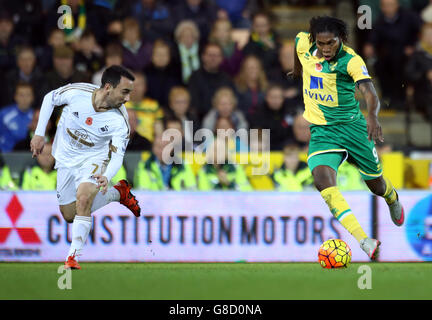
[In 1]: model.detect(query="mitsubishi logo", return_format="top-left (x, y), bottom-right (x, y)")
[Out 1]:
top-left (0, 194), bottom-right (41, 244)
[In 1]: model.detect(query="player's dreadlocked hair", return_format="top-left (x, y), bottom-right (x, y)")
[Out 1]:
top-left (308, 16), bottom-right (348, 44)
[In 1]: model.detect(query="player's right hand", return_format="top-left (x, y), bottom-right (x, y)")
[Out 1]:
top-left (30, 135), bottom-right (45, 158)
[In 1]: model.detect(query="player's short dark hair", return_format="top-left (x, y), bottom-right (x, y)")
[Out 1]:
top-left (309, 16), bottom-right (348, 43)
top-left (101, 65), bottom-right (135, 88)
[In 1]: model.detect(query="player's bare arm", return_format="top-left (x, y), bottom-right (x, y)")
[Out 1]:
top-left (358, 81), bottom-right (384, 143)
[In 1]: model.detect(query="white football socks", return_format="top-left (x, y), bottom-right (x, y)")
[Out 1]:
top-left (90, 187), bottom-right (120, 213)
top-left (66, 215), bottom-right (92, 261)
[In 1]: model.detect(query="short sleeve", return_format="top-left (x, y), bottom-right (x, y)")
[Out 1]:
top-left (295, 32), bottom-right (311, 56)
top-left (347, 55), bottom-right (372, 83)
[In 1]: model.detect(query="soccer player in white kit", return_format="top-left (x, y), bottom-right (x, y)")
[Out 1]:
top-left (30, 65), bottom-right (141, 270)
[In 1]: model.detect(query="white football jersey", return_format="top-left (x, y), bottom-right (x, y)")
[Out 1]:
top-left (49, 83), bottom-right (130, 168)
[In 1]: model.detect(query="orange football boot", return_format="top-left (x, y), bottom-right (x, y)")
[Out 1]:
top-left (114, 180), bottom-right (141, 217)
top-left (64, 254), bottom-right (81, 270)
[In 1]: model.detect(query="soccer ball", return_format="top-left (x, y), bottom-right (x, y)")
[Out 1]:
top-left (318, 239), bottom-right (352, 269)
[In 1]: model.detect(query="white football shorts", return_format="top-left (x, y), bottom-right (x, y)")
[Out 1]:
top-left (56, 158), bottom-right (108, 205)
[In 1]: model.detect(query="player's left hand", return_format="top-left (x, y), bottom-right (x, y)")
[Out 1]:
top-left (366, 115), bottom-right (384, 144)
top-left (93, 174), bottom-right (108, 194)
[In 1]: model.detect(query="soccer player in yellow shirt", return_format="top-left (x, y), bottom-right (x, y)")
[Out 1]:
top-left (291, 16), bottom-right (404, 260)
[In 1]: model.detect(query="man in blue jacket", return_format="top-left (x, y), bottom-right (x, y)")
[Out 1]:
top-left (0, 82), bottom-right (34, 152)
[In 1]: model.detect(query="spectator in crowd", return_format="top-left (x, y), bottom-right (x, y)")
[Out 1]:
top-left (0, 154), bottom-right (18, 190)
top-left (46, 0), bottom-right (109, 47)
top-left (21, 143), bottom-right (57, 190)
top-left (271, 141), bottom-right (313, 191)
top-left (249, 84), bottom-right (294, 151)
top-left (173, 0), bottom-right (219, 41)
top-left (234, 54), bottom-right (267, 118)
top-left (92, 42), bottom-right (123, 86)
top-left (0, 82), bottom-right (34, 153)
top-left (249, 127), bottom-right (270, 153)
top-left (13, 108), bottom-right (54, 151)
top-left (163, 115), bottom-right (188, 150)
top-left (145, 39), bottom-right (182, 107)
top-left (3, 0), bottom-right (44, 47)
top-left (405, 23), bottom-right (432, 120)
top-left (213, 116), bottom-right (249, 152)
top-left (208, 18), bottom-right (244, 77)
top-left (121, 17), bottom-right (153, 72)
top-left (242, 11), bottom-right (281, 72)
top-left (125, 72), bottom-right (164, 151)
top-left (74, 29), bottom-right (104, 79)
top-left (292, 113), bottom-right (311, 152)
top-left (125, 106), bottom-right (141, 150)
top-left (202, 86), bottom-right (248, 133)
top-left (166, 86), bottom-right (199, 149)
top-left (4, 46), bottom-right (45, 107)
top-left (215, 0), bottom-right (260, 29)
top-left (131, 0), bottom-right (175, 42)
top-left (198, 135), bottom-right (252, 190)
top-left (56, 0), bottom-right (88, 44)
top-left (173, 20), bottom-right (201, 84)
top-left (37, 28), bottom-right (66, 72)
top-left (363, 0), bottom-right (422, 109)
top-left (337, 161), bottom-right (368, 191)
top-left (104, 18), bottom-right (123, 44)
top-left (421, 0), bottom-right (432, 22)
top-left (0, 11), bottom-right (24, 73)
top-left (188, 43), bottom-right (235, 120)
top-left (111, 165), bottom-right (128, 186)
top-left (42, 45), bottom-right (88, 95)
top-left (134, 134), bottom-right (197, 190)
top-left (267, 41), bottom-right (303, 110)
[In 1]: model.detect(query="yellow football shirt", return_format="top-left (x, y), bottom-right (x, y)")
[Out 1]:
top-left (295, 32), bottom-right (372, 125)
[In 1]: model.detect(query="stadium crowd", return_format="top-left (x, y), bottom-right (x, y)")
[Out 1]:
top-left (0, 0), bottom-right (430, 191)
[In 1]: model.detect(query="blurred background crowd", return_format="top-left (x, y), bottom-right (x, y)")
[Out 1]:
top-left (0, 0), bottom-right (431, 192)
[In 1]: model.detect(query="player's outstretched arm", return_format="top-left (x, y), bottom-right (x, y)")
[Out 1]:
top-left (30, 85), bottom-right (72, 157)
top-left (358, 81), bottom-right (384, 144)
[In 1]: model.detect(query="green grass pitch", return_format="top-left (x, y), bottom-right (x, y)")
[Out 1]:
top-left (0, 262), bottom-right (431, 300)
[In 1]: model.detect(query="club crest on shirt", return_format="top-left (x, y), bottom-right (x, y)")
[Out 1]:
top-left (329, 62), bottom-right (338, 71)
top-left (315, 63), bottom-right (323, 72)
top-left (98, 125), bottom-right (109, 133)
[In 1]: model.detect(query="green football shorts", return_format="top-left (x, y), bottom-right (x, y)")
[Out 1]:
top-left (307, 116), bottom-right (383, 181)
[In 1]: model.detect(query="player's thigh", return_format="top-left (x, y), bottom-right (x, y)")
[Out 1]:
top-left (76, 182), bottom-right (99, 208)
top-left (309, 152), bottom-right (344, 191)
top-left (341, 120), bottom-right (383, 181)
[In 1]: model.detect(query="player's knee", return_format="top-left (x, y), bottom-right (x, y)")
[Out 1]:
top-left (314, 180), bottom-right (332, 192)
top-left (76, 193), bottom-right (92, 209)
top-left (60, 207), bottom-right (75, 223)
top-left (366, 177), bottom-right (386, 196)
top-left (369, 182), bottom-right (386, 196)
